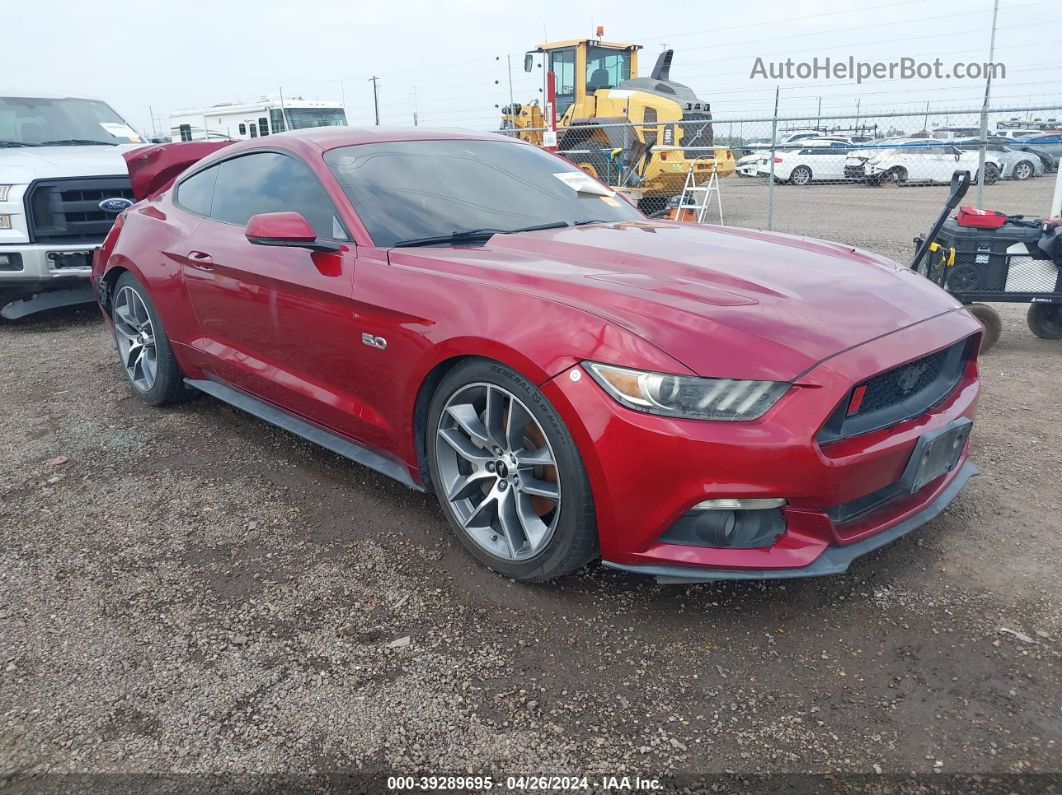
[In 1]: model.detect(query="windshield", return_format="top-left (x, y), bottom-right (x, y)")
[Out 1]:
top-left (586, 46), bottom-right (631, 91)
top-left (0, 96), bottom-right (141, 145)
top-left (324, 139), bottom-right (643, 247)
top-left (271, 107), bottom-right (346, 133)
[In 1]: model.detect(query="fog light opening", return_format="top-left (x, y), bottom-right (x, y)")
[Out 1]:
top-left (660, 500), bottom-right (788, 550)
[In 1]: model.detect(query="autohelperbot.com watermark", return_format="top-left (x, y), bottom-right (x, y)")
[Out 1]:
top-left (750, 56), bottom-right (1006, 82)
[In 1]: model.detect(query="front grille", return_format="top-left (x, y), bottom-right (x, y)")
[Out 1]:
top-left (818, 338), bottom-right (972, 444)
top-left (25, 176), bottom-right (133, 245)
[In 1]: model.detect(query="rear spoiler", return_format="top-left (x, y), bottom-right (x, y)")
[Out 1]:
top-left (123, 141), bottom-right (234, 201)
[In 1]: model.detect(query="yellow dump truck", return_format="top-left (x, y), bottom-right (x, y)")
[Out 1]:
top-left (501, 36), bottom-right (734, 213)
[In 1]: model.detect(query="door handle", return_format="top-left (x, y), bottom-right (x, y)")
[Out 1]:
top-left (187, 250), bottom-right (214, 270)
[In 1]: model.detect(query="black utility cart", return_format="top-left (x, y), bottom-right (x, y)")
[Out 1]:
top-left (913, 170), bottom-right (1062, 352)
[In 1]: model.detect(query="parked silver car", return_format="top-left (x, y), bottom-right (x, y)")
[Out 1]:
top-left (1010, 133), bottom-right (1061, 172)
top-left (954, 139), bottom-right (1045, 180)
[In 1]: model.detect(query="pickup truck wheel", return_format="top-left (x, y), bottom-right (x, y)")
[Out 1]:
top-left (427, 359), bottom-right (598, 582)
top-left (966, 303), bottom-right (1002, 352)
top-left (1027, 303), bottom-right (1062, 340)
top-left (112, 272), bottom-right (190, 406)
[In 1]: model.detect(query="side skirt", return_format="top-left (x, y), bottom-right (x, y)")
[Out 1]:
top-left (184, 378), bottom-right (425, 492)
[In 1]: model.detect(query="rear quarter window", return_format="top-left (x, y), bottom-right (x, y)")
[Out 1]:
top-left (175, 165), bottom-right (219, 216)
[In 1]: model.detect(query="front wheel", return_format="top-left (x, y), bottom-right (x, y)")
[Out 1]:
top-left (426, 359), bottom-right (598, 582)
top-left (1012, 160), bottom-right (1034, 181)
top-left (966, 303), bottom-right (1003, 352)
top-left (1027, 303), bottom-right (1062, 340)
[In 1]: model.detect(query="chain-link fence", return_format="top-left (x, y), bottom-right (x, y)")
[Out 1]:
top-left (504, 104), bottom-right (1062, 265)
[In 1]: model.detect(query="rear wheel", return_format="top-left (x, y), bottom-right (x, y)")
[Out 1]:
top-left (966, 303), bottom-right (1003, 352)
top-left (426, 359), bottom-right (597, 582)
top-left (789, 165), bottom-right (812, 185)
top-left (1027, 303), bottom-right (1062, 340)
top-left (111, 271), bottom-right (190, 405)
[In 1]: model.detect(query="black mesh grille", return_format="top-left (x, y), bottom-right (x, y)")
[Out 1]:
top-left (24, 176), bottom-right (133, 244)
top-left (858, 347), bottom-right (951, 415)
top-left (818, 338), bottom-right (972, 444)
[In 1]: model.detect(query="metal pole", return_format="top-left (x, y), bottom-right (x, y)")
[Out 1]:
top-left (976, 0), bottom-right (1000, 208)
top-left (278, 86), bottom-right (290, 132)
top-left (368, 76), bottom-right (380, 126)
top-left (766, 86), bottom-right (780, 232)
top-left (816, 97), bottom-right (821, 128)
top-left (339, 80), bottom-right (347, 126)
top-left (413, 86), bottom-right (419, 126)
top-left (1051, 165), bottom-right (1062, 218)
top-left (507, 55), bottom-right (515, 110)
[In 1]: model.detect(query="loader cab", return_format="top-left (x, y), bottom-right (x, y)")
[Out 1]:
top-left (525, 39), bottom-right (640, 121)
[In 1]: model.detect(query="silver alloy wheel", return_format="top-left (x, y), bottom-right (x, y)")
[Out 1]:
top-left (435, 382), bottom-right (561, 561)
top-left (791, 166), bottom-right (811, 185)
top-left (112, 285), bottom-right (158, 393)
top-left (1014, 161), bottom-right (1032, 180)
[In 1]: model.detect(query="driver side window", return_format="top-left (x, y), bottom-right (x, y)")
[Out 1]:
top-left (209, 151), bottom-right (348, 240)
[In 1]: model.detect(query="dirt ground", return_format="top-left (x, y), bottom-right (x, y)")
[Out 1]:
top-left (1, 186), bottom-right (1060, 790)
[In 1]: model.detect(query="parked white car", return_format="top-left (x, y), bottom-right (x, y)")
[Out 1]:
top-left (765, 140), bottom-right (857, 184)
top-left (846, 143), bottom-right (1003, 186)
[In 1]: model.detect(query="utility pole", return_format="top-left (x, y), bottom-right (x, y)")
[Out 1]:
top-left (766, 86), bottom-right (780, 231)
top-left (339, 80), bottom-right (347, 125)
top-left (923, 101), bottom-right (930, 133)
top-left (413, 86), bottom-right (419, 126)
top-left (816, 97), bottom-right (821, 128)
top-left (368, 76), bottom-right (380, 126)
top-left (278, 86), bottom-right (290, 132)
top-left (507, 55), bottom-right (515, 111)
top-left (976, 0), bottom-right (1000, 208)
top-left (148, 105), bottom-right (157, 140)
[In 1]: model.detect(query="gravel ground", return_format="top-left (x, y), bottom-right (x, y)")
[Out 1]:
top-left (1, 188), bottom-right (1061, 790)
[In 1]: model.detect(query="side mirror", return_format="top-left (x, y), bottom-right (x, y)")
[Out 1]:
top-left (523, 52), bottom-right (533, 72)
top-left (245, 212), bottom-right (340, 253)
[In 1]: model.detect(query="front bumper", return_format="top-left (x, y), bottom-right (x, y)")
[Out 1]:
top-left (541, 308), bottom-right (982, 580)
top-left (0, 244), bottom-right (95, 285)
top-left (606, 460), bottom-right (978, 582)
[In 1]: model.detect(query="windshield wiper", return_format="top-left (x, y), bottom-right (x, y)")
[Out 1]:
top-left (392, 220), bottom-right (569, 248)
top-left (39, 139), bottom-right (118, 146)
top-left (0, 140), bottom-right (39, 147)
top-left (573, 219), bottom-right (611, 225)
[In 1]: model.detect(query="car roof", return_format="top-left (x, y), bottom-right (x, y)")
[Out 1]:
top-left (264, 126), bottom-right (508, 151)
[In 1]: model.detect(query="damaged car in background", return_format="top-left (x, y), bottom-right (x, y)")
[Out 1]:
top-left (92, 127), bottom-right (982, 584)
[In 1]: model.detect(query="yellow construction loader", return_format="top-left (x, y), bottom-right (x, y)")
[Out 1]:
top-left (500, 35), bottom-right (734, 213)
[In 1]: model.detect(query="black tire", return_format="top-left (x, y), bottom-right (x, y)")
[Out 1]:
top-left (111, 271), bottom-right (190, 405)
top-left (426, 358), bottom-right (598, 582)
top-left (1027, 303), bottom-right (1062, 340)
top-left (966, 303), bottom-right (1003, 353)
top-left (1011, 160), bottom-right (1034, 181)
top-left (872, 167), bottom-right (905, 187)
top-left (789, 165), bottom-right (812, 186)
top-left (978, 163), bottom-right (1000, 185)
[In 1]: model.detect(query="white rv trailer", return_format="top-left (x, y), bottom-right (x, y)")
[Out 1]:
top-left (168, 97), bottom-right (346, 142)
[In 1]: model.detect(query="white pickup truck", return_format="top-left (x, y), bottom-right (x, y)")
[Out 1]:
top-left (0, 93), bottom-right (145, 318)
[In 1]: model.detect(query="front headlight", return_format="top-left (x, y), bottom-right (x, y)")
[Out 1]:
top-left (583, 362), bottom-right (789, 421)
top-left (0, 185), bottom-right (11, 202)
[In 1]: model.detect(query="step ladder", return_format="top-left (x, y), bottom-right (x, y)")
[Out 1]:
top-left (677, 166), bottom-right (723, 224)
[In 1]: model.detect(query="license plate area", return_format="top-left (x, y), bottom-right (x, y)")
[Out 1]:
top-left (901, 418), bottom-right (972, 494)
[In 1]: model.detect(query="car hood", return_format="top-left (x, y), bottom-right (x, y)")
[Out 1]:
top-left (0, 144), bottom-right (145, 184)
top-left (389, 222), bottom-right (964, 382)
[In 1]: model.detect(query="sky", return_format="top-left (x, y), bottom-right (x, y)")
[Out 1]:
top-left (4, 0), bottom-right (1061, 137)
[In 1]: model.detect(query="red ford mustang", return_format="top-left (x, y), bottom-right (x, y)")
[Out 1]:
top-left (92, 127), bottom-right (981, 583)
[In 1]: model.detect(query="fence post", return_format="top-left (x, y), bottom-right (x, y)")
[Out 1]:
top-left (766, 87), bottom-right (780, 231)
top-left (976, 0), bottom-right (1000, 208)
top-left (1052, 165), bottom-right (1062, 219)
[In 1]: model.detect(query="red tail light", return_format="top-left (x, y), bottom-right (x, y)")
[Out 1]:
top-left (660, 152), bottom-right (668, 160)
top-left (773, 157), bottom-right (784, 163)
